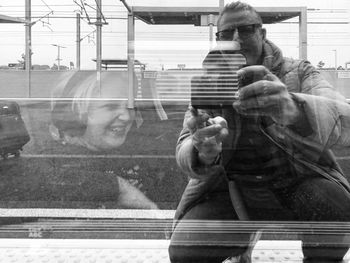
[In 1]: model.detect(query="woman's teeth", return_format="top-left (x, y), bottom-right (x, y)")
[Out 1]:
top-left (111, 127), bottom-right (123, 132)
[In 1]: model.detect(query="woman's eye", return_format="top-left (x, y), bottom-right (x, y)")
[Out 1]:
top-left (105, 103), bottom-right (122, 110)
top-left (92, 100), bottom-right (128, 111)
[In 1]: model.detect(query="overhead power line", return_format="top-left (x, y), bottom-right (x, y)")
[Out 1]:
top-left (40, 0), bottom-right (53, 12)
top-left (2, 4), bottom-right (125, 8)
top-left (73, 0), bottom-right (108, 25)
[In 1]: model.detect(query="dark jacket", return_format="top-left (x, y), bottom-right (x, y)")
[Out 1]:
top-left (175, 39), bottom-right (350, 222)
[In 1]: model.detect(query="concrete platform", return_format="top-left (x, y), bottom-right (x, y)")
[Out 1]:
top-left (0, 215), bottom-right (349, 262)
top-left (0, 239), bottom-right (308, 263)
top-left (0, 238), bottom-right (349, 263)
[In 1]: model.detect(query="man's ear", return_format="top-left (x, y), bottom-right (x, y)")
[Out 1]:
top-left (261, 28), bottom-right (266, 40)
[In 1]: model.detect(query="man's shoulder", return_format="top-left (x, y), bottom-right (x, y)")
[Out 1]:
top-left (281, 57), bottom-right (304, 71)
top-left (280, 57), bottom-right (314, 78)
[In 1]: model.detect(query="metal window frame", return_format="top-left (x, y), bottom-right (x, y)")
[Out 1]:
top-left (126, 6), bottom-right (307, 107)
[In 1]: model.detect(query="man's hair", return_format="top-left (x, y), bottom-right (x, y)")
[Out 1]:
top-left (217, 1), bottom-right (263, 26)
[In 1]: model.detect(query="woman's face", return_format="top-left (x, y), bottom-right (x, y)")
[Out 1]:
top-left (82, 76), bottom-right (136, 151)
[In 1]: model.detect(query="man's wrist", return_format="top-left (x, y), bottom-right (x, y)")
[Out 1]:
top-left (286, 94), bottom-right (313, 136)
top-left (198, 152), bottom-right (219, 166)
top-left (192, 146), bottom-right (219, 167)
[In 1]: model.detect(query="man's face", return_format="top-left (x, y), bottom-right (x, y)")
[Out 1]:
top-left (216, 9), bottom-right (265, 66)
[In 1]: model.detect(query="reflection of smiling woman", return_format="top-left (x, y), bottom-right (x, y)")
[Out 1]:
top-left (85, 99), bottom-right (135, 151)
top-left (49, 71), bottom-right (162, 209)
top-left (51, 71), bottom-right (141, 151)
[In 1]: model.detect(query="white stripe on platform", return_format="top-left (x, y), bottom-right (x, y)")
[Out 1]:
top-left (0, 208), bottom-right (175, 219)
top-left (0, 97), bottom-right (190, 102)
top-left (0, 238), bottom-right (303, 250)
top-left (0, 238), bottom-right (171, 249)
top-left (0, 97), bottom-right (349, 102)
top-left (21, 154), bottom-right (176, 159)
top-left (21, 154), bottom-right (350, 160)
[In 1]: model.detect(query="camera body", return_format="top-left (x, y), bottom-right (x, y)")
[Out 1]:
top-left (191, 49), bottom-right (247, 109)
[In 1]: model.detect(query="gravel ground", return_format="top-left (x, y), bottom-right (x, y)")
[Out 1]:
top-left (0, 101), bottom-right (188, 209)
top-left (1, 100), bottom-right (349, 210)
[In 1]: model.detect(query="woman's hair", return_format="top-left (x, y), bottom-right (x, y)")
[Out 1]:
top-left (217, 1), bottom-right (263, 26)
top-left (51, 71), bottom-right (138, 138)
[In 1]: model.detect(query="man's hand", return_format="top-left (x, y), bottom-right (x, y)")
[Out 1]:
top-left (234, 65), bottom-right (299, 125)
top-left (186, 108), bottom-right (228, 165)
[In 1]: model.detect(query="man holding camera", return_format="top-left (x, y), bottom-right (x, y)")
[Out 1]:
top-left (169, 1), bottom-right (350, 263)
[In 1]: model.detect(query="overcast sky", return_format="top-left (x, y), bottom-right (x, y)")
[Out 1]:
top-left (0, 0), bottom-right (349, 69)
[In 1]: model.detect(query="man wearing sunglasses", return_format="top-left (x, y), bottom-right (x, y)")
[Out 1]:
top-left (169, 1), bottom-right (350, 263)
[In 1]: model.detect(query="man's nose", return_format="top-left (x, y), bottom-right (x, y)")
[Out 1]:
top-left (232, 29), bottom-right (241, 42)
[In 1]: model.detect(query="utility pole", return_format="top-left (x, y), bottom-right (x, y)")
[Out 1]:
top-left (76, 13), bottom-right (81, 70)
top-left (219, 0), bottom-right (225, 10)
top-left (333, 49), bottom-right (338, 70)
top-left (120, 0), bottom-right (134, 108)
top-left (208, 14), bottom-right (215, 50)
top-left (51, 44), bottom-right (66, 70)
top-left (25, 0), bottom-right (32, 97)
top-left (127, 6), bottom-right (135, 109)
top-left (96, 0), bottom-right (102, 94)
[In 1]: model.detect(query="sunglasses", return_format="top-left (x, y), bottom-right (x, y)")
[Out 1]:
top-left (215, 24), bottom-right (261, 41)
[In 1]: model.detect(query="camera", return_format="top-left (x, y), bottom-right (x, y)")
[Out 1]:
top-left (191, 49), bottom-right (247, 109)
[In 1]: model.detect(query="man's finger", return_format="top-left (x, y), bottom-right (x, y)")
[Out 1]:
top-left (209, 116), bottom-right (228, 129)
top-left (238, 93), bottom-right (276, 109)
top-left (237, 65), bottom-right (270, 86)
top-left (186, 110), bottom-right (210, 131)
top-left (238, 80), bottom-right (280, 100)
top-left (234, 94), bottom-right (282, 115)
top-left (263, 72), bottom-right (279, 82)
top-left (216, 126), bottom-right (229, 142)
top-left (207, 116), bottom-right (228, 142)
top-left (193, 124), bottom-right (223, 141)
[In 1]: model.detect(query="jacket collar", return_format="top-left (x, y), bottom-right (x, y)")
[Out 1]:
top-left (261, 39), bottom-right (284, 76)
